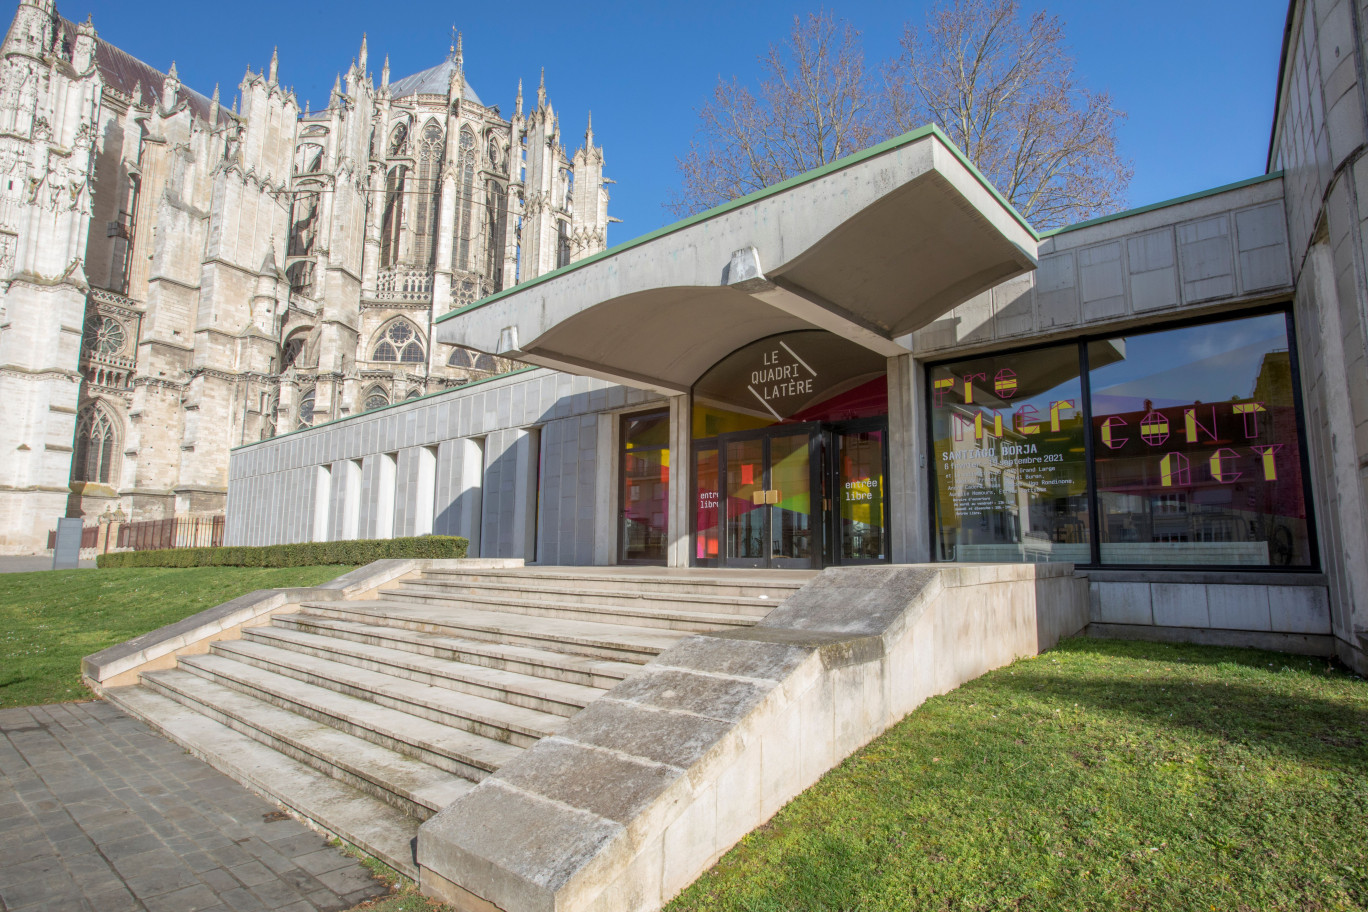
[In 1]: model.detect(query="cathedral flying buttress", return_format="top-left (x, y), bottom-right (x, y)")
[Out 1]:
top-left (0, 0), bottom-right (612, 552)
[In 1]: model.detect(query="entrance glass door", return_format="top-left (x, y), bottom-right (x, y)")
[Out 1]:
top-left (721, 428), bottom-right (817, 569)
top-left (832, 424), bottom-right (888, 563)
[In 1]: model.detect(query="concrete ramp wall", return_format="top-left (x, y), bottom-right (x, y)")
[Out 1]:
top-left (417, 563), bottom-right (1087, 912)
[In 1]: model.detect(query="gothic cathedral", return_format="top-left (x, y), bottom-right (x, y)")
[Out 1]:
top-left (0, 0), bottom-right (611, 552)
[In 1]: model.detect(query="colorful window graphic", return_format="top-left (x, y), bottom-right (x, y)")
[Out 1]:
top-left (928, 311), bottom-right (1313, 568)
top-left (1088, 313), bottom-right (1311, 566)
top-left (929, 343), bottom-right (1090, 564)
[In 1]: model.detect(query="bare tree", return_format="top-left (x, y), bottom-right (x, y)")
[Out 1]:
top-left (668, 11), bottom-right (879, 217)
top-left (885, 0), bottom-right (1131, 229)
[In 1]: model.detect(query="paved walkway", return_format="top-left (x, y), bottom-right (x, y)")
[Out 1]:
top-left (0, 701), bottom-right (390, 912)
top-left (0, 555), bottom-right (96, 572)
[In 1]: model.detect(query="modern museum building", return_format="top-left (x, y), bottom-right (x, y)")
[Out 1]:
top-left (225, 0), bottom-right (1368, 676)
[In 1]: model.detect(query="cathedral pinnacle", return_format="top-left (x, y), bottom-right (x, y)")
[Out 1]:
top-left (585, 110), bottom-right (593, 145)
top-left (359, 33), bottom-right (368, 71)
top-left (210, 83), bottom-right (220, 122)
top-left (537, 67), bottom-right (546, 108)
top-left (381, 54), bottom-right (390, 88)
top-left (268, 47), bottom-right (279, 86)
top-left (455, 32), bottom-right (463, 72)
top-left (167, 60), bottom-right (178, 80)
top-left (515, 78), bottom-right (523, 118)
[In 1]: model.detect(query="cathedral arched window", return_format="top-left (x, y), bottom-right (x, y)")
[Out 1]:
top-left (288, 190), bottom-right (320, 257)
top-left (389, 123), bottom-right (409, 157)
top-left (379, 165), bottom-right (407, 269)
top-left (298, 388), bottom-right (316, 428)
top-left (261, 391), bottom-right (278, 440)
top-left (73, 402), bottom-right (119, 484)
top-left (405, 390), bottom-right (421, 400)
top-left (453, 128), bottom-right (477, 271)
top-left (447, 347), bottom-right (473, 368)
top-left (473, 353), bottom-right (497, 372)
top-left (412, 121), bottom-right (444, 270)
top-left (281, 334), bottom-right (305, 370)
top-left (371, 320), bottom-right (425, 364)
top-left (363, 386), bottom-right (389, 412)
top-left (484, 179), bottom-right (507, 287)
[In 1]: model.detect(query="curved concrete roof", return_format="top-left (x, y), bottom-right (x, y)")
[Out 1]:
top-left (389, 57), bottom-right (483, 105)
top-left (436, 126), bottom-right (1038, 394)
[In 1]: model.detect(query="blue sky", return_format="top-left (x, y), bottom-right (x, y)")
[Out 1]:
top-left (62, 0), bottom-right (1289, 244)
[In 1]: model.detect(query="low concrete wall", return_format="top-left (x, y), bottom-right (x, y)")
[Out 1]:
top-left (81, 558), bottom-right (524, 690)
top-left (1083, 570), bottom-right (1334, 656)
top-left (416, 562), bottom-right (1087, 912)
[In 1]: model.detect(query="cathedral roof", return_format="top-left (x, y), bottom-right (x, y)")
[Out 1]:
top-left (59, 18), bottom-right (233, 126)
top-left (388, 57), bottom-right (483, 106)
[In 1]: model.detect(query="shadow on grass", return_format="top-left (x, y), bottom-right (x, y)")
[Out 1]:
top-left (992, 637), bottom-right (1368, 773)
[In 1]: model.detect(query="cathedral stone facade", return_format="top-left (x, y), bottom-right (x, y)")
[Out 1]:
top-left (0, 0), bottom-right (610, 552)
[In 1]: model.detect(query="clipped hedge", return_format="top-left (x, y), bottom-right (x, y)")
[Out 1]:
top-left (96, 535), bottom-right (468, 569)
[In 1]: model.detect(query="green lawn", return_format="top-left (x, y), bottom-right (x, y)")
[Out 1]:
top-left (668, 638), bottom-right (1368, 912)
top-left (0, 565), bottom-right (352, 708)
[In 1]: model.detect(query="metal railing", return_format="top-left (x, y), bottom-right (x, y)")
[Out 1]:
top-left (47, 515), bottom-right (226, 554)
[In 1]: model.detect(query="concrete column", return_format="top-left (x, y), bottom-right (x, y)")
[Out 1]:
top-left (592, 412), bottom-right (619, 566)
top-left (887, 353), bottom-right (930, 564)
top-left (667, 392), bottom-right (691, 568)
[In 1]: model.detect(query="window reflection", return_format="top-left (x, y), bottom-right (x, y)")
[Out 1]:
top-left (929, 343), bottom-right (1090, 563)
top-left (1089, 313), bottom-right (1310, 566)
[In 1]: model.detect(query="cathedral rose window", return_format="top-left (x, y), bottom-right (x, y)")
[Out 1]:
top-left (84, 316), bottom-right (126, 357)
top-left (364, 388), bottom-right (389, 412)
top-left (298, 389), bottom-right (316, 428)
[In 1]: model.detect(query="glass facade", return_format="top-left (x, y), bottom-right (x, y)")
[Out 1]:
top-left (928, 311), bottom-right (1314, 568)
top-left (691, 330), bottom-right (891, 568)
top-left (620, 411), bottom-right (669, 563)
top-left (929, 342), bottom-right (1090, 563)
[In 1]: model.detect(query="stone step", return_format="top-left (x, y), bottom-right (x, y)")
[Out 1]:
top-left (272, 613), bottom-right (639, 688)
top-left (141, 669), bottom-right (474, 820)
top-left (104, 685), bottom-right (420, 879)
top-left (399, 576), bottom-right (781, 616)
top-left (380, 585), bottom-right (762, 632)
top-left (188, 643), bottom-right (566, 748)
top-left (245, 624), bottom-right (604, 717)
top-left (298, 600), bottom-right (686, 663)
top-left (418, 567), bottom-right (809, 600)
top-left (145, 652), bottom-right (521, 779)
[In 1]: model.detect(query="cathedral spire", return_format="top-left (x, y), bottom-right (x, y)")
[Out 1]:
top-left (163, 61), bottom-right (180, 111)
top-left (268, 47), bottom-right (279, 86)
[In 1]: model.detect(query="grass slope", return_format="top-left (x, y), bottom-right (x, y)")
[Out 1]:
top-left (0, 565), bottom-right (351, 708)
top-left (669, 638), bottom-right (1368, 912)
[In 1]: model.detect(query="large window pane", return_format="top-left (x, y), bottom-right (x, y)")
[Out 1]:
top-left (620, 410), bottom-right (669, 563)
top-left (930, 343), bottom-right (1090, 562)
top-left (1088, 314), bottom-right (1311, 566)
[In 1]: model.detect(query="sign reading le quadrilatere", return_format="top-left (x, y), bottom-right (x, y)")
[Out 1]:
top-left (747, 340), bottom-right (818, 420)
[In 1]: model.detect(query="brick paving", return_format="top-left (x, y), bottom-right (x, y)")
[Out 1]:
top-left (0, 701), bottom-right (390, 912)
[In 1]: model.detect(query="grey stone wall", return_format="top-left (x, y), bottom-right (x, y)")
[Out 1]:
top-left (910, 176), bottom-right (1294, 357)
top-left (226, 368), bottom-right (663, 561)
top-left (1268, 0), bottom-right (1368, 673)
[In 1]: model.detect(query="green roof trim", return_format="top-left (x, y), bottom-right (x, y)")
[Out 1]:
top-left (230, 365), bottom-right (541, 453)
top-left (1039, 172), bottom-right (1285, 239)
top-left (435, 124), bottom-right (1038, 326)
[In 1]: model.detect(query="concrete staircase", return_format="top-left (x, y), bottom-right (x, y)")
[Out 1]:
top-left (103, 567), bottom-right (803, 879)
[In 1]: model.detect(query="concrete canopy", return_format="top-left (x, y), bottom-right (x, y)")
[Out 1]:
top-left (436, 126), bottom-right (1039, 395)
